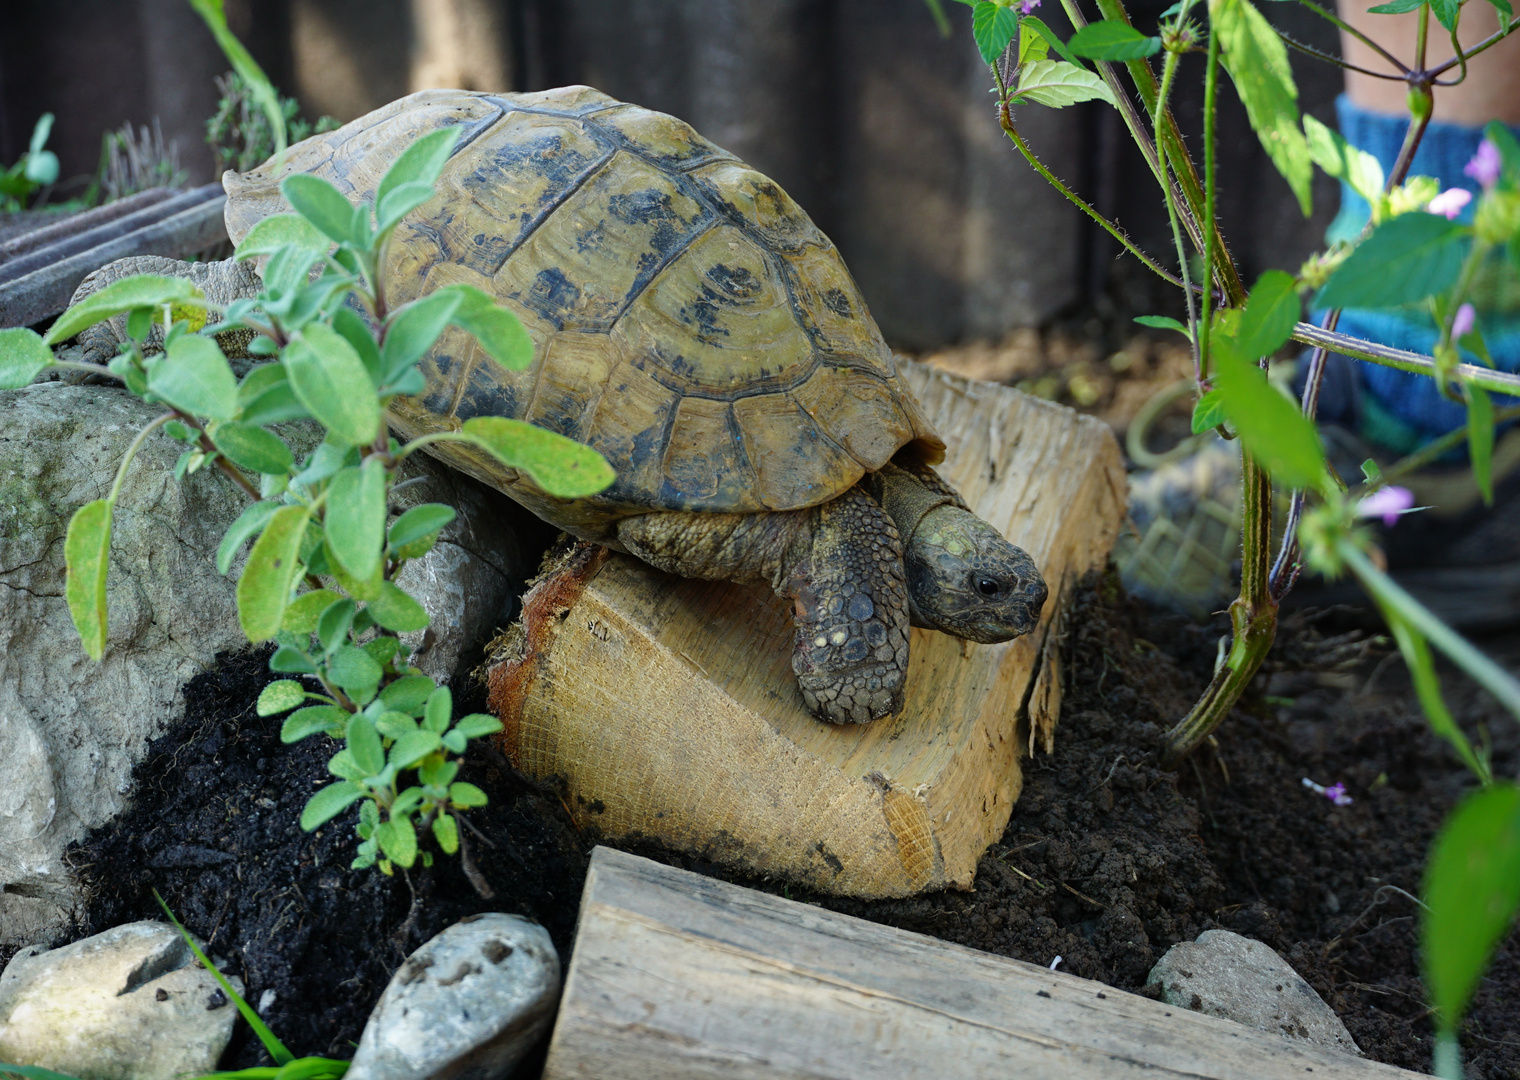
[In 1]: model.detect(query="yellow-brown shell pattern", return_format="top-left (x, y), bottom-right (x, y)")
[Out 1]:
top-left (224, 87), bottom-right (944, 528)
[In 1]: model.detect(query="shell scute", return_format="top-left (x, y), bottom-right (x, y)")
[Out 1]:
top-left (492, 150), bottom-right (713, 332)
top-left (611, 226), bottom-right (813, 398)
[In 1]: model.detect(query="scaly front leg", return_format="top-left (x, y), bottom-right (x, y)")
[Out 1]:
top-left (615, 484), bottom-right (911, 725)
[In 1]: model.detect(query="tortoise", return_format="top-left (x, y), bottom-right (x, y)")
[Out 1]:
top-left (71, 86), bottom-right (1048, 725)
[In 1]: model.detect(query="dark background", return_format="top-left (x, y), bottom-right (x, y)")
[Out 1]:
top-left (0, 0), bottom-right (1344, 350)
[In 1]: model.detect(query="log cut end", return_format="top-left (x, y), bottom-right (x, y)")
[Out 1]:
top-left (484, 361), bottom-right (1126, 898)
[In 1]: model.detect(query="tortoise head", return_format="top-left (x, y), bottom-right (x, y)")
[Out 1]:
top-left (903, 504), bottom-right (1047, 643)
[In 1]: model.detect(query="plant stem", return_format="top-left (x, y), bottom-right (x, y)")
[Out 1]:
top-left (1152, 50), bottom-right (1201, 378)
top-left (1200, 26), bottom-right (1220, 380)
top-left (1000, 119), bottom-right (1185, 293)
top-left (1160, 452), bottom-right (1278, 768)
top-left (1093, 0), bottom-right (1246, 305)
top-left (1290, 321), bottom-right (1520, 396)
top-left (108, 413), bottom-right (176, 505)
top-left (1288, 0), bottom-right (1411, 71)
top-left (1428, 22), bottom-right (1519, 74)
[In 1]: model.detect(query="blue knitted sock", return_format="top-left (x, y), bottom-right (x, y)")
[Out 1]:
top-left (1322, 95), bottom-right (1520, 452)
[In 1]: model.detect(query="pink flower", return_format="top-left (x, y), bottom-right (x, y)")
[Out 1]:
top-left (1465, 139), bottom-right (1503, 190)
top-left (1356, 485), bottom-right (1415, 526)
top-left (1452, 302), bottom-right (1477, 339)
top-left (1427, 187), bottom-right (1472, 220)
top-left (1324, 783), bottom-right (1354, 807)
top-left (1017, 0), bottom-right (1041, 12)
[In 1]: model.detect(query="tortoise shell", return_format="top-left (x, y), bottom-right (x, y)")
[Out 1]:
top-left (224, 86), bottom-right (944, 538)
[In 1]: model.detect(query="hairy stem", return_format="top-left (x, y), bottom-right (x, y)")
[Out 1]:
top-left (1000, 119), bottom-right (1184, 291)
top-left (1152, 50), bottom-right (1201, 376)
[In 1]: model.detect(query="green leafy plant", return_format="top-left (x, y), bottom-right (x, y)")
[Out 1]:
top-left (0, 113), bottom-right (61, 212)
top-left (0, 13), bottom-right (613, 878)
top-left (932, 0), bottom-right (1520, 1071)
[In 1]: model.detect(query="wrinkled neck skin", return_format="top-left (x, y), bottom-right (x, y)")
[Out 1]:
top-left (875, 464), bottom-right (1048, 643)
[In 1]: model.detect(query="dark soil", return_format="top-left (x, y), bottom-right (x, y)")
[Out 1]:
top-left (61, 572), bottom-right (1520, 1076)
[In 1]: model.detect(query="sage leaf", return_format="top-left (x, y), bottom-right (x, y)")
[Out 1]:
top-left (388, 503), bottom-right (455, 558)
top-left (65, 499), bottom-right (112, 660)
top-left (376, 126), bottom-right (460, 211)
top-left (44, 275), bottom-right (204, 346)
top-left (236, 212), bottom-right (332, 259)
top-left (147, 335), bottom-right (238, 421)
top-left (449, 781), bottom-right (488, 808)
top-left (433, 813), bottom-right (459, 854)
top-left (237, 504), bottom-right (310, 642)
top-left (376, 815), bottom-right (418, 868)
top-left (213, 422), bottom-right (294, 475)
top-left (424, 686), bottom-right (452, 733)
top-left (329, 644), bottom-right (383, 701)
top-left (461, 416), bottom-right (616, 498)
top-left (281, 588), bottom-right (344, 634)
top-left (345, 711), bottom-right (385, 774)
top-left (389, 729), bottom-right (443, 770)
top-left (380, 675), bottom-right (436, 717)
top-left (442, 284), bottom-right (535, 372)
top-left (0, 327), bottom-right (55, 389)
top-left (326, 457), bottom-right (388, 582)
top-left (281, 705), bottom-right (348, 743)
top-left (299, 781), bottom-right (366, 830)
top-left (382, 290), bottom-right (463, 381)
top-left (281, 174), bottom-right (358, 245)
top-left (368, 580), bottom-right (430, 633)
top-left (285, 323), bottom-right (382, 447)
top-left (257, 679), bottom-right (307, 716)
top-left (452, 713), bottom-right (503, 739)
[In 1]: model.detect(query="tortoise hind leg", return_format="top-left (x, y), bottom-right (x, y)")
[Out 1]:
top-left (785, 486), bottom-right (911, 724)
top-left (614, 485), bottom-right (911, 725)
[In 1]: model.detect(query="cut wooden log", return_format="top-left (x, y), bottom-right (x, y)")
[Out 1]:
top-left (483, 360), bottom-right (1125, 898)
top-left (542, 847), bottom-right (1419, 1080)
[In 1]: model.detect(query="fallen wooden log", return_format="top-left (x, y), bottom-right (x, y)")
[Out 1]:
top-left (542, 847), bottom-right (1419, 1080)
top-left (483, 361), bottom-right (1125, 898)
top-left (0, 184), bottom-right (227, 329)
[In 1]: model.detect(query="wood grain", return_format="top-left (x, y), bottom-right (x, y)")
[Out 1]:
top-left (485, 361), bottom-right (1125, 897)
top-left (542, 847), bottom-right (1419, 1080)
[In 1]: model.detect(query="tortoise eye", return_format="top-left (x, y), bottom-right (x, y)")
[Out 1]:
top-left (977, 577), bottom-right (1001, 597)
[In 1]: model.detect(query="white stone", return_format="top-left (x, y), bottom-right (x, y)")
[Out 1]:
top-left (0, 920), bottom-right (241, 1079)
top-left (346, 914), bottom-right (561, 1080)
top-left (1146, 929), bottom-right (1361, 1055)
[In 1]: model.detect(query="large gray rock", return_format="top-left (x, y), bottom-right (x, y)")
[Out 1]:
top-left (0, 382), bottom-right (528, 950)
top-left (0, 920), bottom-right (241, 1079)
top-left (347, 913), bottom-right (561, 1080)
top-left (0, 384), bottom-right (250, 950)
top-left (1146, 929), bottom-right (1361, 1055)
